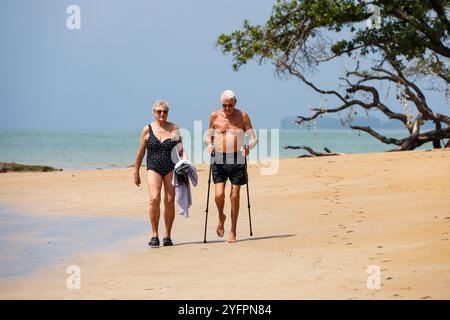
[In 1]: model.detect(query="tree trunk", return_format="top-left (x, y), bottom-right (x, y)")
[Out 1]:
top-left (433, 120), bottom-right (442, 148)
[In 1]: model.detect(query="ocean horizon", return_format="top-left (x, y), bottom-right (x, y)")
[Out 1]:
top-left (0, 128), bottom-right (435, 171)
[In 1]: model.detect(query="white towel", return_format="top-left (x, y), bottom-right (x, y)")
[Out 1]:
top-left (172, 160), bottom-right (198, 218)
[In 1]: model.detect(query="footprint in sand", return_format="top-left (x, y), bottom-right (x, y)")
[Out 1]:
top-left (400, 287), bottom-right (412, 291)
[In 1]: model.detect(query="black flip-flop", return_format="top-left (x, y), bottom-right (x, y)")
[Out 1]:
top-left (163, 237), bottom-right (173, 246)
top-left (148, 237), bottom-right (160, 248)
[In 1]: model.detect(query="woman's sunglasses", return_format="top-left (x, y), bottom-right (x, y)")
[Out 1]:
top-left (155, 109), bottom-right (168, 115)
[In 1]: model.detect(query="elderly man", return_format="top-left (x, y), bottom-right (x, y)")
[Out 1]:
top-left (205, 90), bottom-right (257, 243)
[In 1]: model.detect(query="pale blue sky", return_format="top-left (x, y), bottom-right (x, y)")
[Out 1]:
top-left (0, 0), bottom-right (447, 131)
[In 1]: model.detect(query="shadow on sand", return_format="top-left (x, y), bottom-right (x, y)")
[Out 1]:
top-left (173, 234), bottom-right (297, 246)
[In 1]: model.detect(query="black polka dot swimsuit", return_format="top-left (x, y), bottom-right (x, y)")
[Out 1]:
top-left (146, 124), bottom-right (179, 177)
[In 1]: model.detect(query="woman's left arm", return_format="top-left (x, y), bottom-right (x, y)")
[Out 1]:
top-left (174, 126), bottom-right (188, 160)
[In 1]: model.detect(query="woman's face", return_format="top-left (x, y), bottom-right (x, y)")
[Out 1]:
top-left (154, 107), bottom-right (168, 121)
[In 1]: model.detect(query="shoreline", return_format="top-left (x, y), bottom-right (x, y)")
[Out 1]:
top-left (0, 149), bottom-right (449, 299)
top-left (0, 146), bottom-right (443, 172)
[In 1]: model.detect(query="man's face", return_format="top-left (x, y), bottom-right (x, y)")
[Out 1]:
top-left (221, 98), bottom-right (236, 116)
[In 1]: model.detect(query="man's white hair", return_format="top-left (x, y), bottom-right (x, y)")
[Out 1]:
top-left (152, 99), bottom-right (170, 111)
top-left (220, 89), bottom-right (236, 102)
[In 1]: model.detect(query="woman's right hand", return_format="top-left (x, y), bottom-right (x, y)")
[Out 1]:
top-left (133, 172), bottom-right (141, 186)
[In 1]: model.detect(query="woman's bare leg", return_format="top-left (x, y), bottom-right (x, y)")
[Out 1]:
top-left (147, 170), bottom-right (163, 237)
top-left (162, 170), bottom-right (175, 238)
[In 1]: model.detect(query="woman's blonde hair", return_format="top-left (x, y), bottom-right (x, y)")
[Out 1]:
top-left (152, 99), bottom-right (170, 111)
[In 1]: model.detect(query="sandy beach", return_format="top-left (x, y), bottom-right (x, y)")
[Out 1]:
top-left (0, 149), bottom-right (449, 299)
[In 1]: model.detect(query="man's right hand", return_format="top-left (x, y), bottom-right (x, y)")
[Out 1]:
top-left (208, 143), bottom-right (215, 156)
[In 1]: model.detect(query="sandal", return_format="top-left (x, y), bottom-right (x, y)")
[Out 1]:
top-left (148, 237), bottom-right (160, 248)
top-left (163, 237), bottom-right (173, 246)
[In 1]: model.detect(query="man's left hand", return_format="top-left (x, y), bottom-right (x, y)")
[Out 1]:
top-left (241, 145), bottom-right (249, 157)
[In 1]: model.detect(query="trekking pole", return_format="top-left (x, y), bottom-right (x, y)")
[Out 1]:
top-left (203, 152), bottom-right (214, 243)
top-left (243, 146), bottom-right (253, 236)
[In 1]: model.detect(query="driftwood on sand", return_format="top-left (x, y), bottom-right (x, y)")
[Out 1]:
top-left (284, 145), bottom-right (342, 157)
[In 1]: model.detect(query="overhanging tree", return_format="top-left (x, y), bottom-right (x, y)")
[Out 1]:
top-left (217, 0), bottom-right (450, 151)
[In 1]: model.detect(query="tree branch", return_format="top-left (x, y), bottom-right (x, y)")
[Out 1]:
top-left (350, 125), bottom-right (406, 145)
top-left (276, 58), bottom-right (347, 103)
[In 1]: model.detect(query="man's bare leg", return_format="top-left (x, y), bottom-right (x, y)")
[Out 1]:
top-left (214, 182), bottom-right (226, 237)
top-left (229, 184), bottom-right (241, 243)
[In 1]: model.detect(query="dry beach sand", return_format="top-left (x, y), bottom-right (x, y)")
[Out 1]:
top-left (0, 149), bottom-right (449, 299)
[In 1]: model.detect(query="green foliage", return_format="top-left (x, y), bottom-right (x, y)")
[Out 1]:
top-left (0, 162), bottom-right (62, 173)
top-left (217, 0), bottom-right (450, 76)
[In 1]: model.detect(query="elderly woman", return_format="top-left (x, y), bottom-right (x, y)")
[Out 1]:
top-left (133, 100), bottom-right (187, 248)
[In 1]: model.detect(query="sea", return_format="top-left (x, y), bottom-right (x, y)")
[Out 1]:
top-left (0, 128), bottom-right (437, 171)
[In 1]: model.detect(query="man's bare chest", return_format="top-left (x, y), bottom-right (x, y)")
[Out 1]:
top-left (214, 115), bottom-right (244, 133)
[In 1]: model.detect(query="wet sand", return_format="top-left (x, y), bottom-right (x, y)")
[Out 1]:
top-left (0, 149), bottom-right (449, 299)
top-left (0, 208), bottom-right (146, 279)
